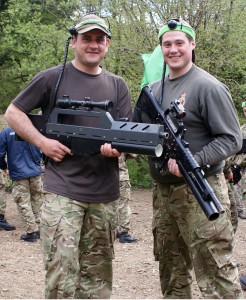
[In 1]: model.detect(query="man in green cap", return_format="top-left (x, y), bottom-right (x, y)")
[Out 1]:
top-left (134, 18), bottom-right (243, 298)
top-left (4, 13), bottom-right (132, 299)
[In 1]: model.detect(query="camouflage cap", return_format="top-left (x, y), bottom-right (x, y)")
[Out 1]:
top-left (75, 14), bottom-right (111, 38)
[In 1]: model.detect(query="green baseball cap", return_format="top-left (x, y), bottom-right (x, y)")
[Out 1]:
top-left (158, 18), bottom-right (195, 41)
top-left (242, 101), bottom-right (246, 108)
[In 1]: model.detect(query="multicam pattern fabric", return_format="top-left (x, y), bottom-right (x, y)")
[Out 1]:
top-left (225, 124), bottom-right (246, 214)
top-left (40, 193), bottom-right (118, 299)
top-left (118, 154), bottom-right (130, 181)
top-left (223, 161), bottom-right (239, 233)
top-left (117, 180), bottom-right (131, 233)
top-left (227, 182), bottom-right (239, 233)
top-left (117, 154), bottom-right (132, 233)
top-left (0, 188), bottom-right (6, 215)
top-left (12, 176), bottom-right (44, 233)
top-left (152, 173), bottom-right (243, 299)
top-left (239, 125), bottom-right (246, 204)
top-left (0, 170), bottom-right (7, 215)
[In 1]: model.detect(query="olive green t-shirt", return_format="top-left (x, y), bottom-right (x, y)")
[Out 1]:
top-left (12, 62), bottom-right (132, 202)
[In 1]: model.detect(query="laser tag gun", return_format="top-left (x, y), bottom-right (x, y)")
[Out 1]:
top-left (135, 86), bottom-right (225, 221)
top-left (23, 95), bottom-right (168, 158)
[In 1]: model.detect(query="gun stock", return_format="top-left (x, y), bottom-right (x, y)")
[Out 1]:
top-left (135, 86), bottom-right (224, 221)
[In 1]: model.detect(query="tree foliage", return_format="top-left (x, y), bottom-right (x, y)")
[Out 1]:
top-left (0, 0), bottom-right (245, 120)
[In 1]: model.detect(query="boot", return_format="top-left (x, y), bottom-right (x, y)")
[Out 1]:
top-left (238, 210), bottom-right (246, 219)
top-left (0, 215), bottom-right (16, 231)
top-left (117, 231), bottom-right (137, 244)
top-left (240, 274), bottom-right (246, 290)
top-left (20, 230), bottom-right (40, 243)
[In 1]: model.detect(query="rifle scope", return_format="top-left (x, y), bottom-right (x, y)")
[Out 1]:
top-left (56, 96), bottom-right (113, 111)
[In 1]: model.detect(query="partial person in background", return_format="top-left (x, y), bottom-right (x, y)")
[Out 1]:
top-left (235, 100), bottom-right (246, 292)
top-left (116, 153), bottom-right (137, 243)
top-left (223, 161), bottom-right (239, 233)
top-left (0, 169), bottom-right (16, 231)
top-left (0, 127), bottom-right (44, 242)
top-left (230, 165), bottom-right (246, 219)
top-left (235, 101), bottom-right (246, 218)
top-left (226, 101), bottom-right (246, 219)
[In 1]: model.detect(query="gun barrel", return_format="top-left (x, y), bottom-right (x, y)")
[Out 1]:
top-left (136, 86), bottom-right (225, 221)
top-left (178, 162), bottom-right (220, 221)
top-left (112, 142), bottom-right (163, 157)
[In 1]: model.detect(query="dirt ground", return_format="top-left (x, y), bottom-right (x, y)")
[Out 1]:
top-left (0, 188), bottom-right (246, 299)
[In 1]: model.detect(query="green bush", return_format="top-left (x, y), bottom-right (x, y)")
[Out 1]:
top-left (127, 156), bottom-right (153, 188)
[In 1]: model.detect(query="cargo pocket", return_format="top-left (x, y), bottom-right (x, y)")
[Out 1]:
top-left (194, 215), bottom-right (234, 268)
top-left (81, 201), bottom-right (117, 261)
top-left (40, 193), bottom-right (62, 263)
top-left (90, 215), bottom-right (115, 260)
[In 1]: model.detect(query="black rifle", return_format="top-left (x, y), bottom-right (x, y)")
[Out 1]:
top-left (135, 86), bottom-right (225, 221)
top-left (21, 95), bottom-right (168, 157)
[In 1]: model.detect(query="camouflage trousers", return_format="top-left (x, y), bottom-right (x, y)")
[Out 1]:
top-left (227, 182), bottom-right (238, 233)
top-left (0, 185), bottom-right (6, 215)
top-left (12, 176), bottom-right (44, 233)
top-left (153, 172), bottom-right (243, 299)
top-left (234, 187), bottom-right (245, 211)
top-left (0, 170), bottom-right (7, 215)
top-left (234, 173), bottom-right (246, 212)
top-left (116, 180), bottom-right (131, 233)
top-left (40, 193), bottom-right (118, 299)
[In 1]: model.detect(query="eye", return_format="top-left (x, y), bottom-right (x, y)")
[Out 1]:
top-left (163, 42), bottom-right (171, 48)
top-left (96, 37), bottom-right (105, 44)
top-left (82, 36), bottom-right (92, 42)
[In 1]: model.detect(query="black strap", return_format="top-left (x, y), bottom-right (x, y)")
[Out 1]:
top-left (48, 36), bottom-right (72, 114)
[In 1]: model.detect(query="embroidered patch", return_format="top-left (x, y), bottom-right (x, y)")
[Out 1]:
top-left (179, 92), bottom-right (186, 106)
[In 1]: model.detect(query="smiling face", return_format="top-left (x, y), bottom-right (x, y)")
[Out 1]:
top-left (71, 29), bottom-right (110, 74)
top-left (161, 31), bottom-right (195, 79)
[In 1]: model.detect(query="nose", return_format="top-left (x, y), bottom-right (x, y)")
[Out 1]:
top-left (169, 44), bottom-right (178, 52)
top-left (88, 39), bottom-right (99, 48)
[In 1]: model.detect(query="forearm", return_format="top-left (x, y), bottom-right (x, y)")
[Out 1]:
top-left (194, 135), bottom-right (242, 167)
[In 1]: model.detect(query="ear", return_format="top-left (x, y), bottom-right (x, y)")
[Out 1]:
top-left (191, 40), bottom-right (196, 50)
top-left (106, 38), bottom-right (111, 48)
top-left (71, 36), bottom-right (77, 49)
